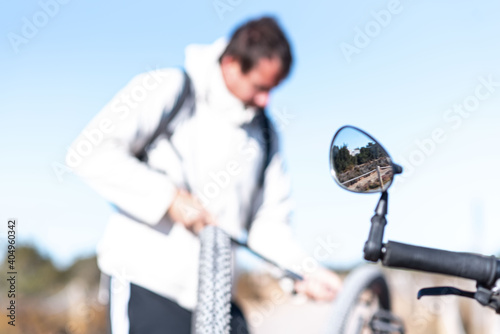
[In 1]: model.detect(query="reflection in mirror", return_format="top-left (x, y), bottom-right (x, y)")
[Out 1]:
top-left (330, 126), bottom-right (393, 193)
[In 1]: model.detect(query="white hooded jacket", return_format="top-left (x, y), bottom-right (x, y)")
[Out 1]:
top-left (68, 38), bottom-right (308, 310)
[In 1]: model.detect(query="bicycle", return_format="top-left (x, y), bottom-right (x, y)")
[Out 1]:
top-left (326, 125), bottom-right (500, 333)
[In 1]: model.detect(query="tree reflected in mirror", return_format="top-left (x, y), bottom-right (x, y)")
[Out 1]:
top-left (330, 126), bottom-right (394, 193)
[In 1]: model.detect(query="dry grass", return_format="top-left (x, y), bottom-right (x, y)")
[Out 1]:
top-left (234, 269), bottom-right (500, 334)
top-left (1, 285), bottom-right (108, 334)
top-left (4, 267), bottom-right (499, 333)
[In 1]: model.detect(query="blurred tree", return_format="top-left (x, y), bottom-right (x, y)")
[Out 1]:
top-left (0, 245), bottom-right (99, 296)
top-left (333, 144), bottom-right (356, 173)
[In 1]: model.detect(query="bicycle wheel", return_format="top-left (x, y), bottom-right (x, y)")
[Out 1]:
top-left (192, 226), bottom-right (233, 334)
top-left (324, 264), bottom-right (392, 334)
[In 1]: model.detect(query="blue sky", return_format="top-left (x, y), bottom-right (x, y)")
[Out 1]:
top-left (1, 0), bottom-right (500, 269)
top-left (330, 126), bottom-right (380, 152)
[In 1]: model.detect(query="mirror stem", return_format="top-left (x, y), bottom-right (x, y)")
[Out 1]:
top-left (376, 166), bottom-right (384, 191)
top-left (375, 191), bottom-right (388, 216)
top-left (364, 191), bottom-right (388, 262)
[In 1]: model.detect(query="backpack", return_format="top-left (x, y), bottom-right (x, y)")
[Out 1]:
top-left (135, 69), bottom-right (272, 227)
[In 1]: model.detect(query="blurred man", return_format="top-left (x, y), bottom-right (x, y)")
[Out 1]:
top-left (68, 16), bottom-right (341, 333)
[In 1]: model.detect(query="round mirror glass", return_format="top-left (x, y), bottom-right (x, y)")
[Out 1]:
top-left (330, 126), bottom-right (394, 193)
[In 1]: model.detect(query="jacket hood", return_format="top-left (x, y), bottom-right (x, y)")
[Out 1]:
top-left (184, 38), bottom-right (258, 126)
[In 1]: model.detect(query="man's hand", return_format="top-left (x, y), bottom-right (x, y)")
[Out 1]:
top-left (167, 189), bottom-right (216, 234)
top-left (294, 267), bottom-right (342, 302)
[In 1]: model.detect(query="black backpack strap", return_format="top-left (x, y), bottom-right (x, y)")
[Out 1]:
top-left (258, 110), bottom-right (272, 188)
top-left (136, 70), bottom-right (191, 161)
top-left (245, 109), bottom-right (273, 229)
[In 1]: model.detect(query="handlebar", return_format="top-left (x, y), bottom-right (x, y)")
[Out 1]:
top-left (382, 241), bottom-right (500, 288)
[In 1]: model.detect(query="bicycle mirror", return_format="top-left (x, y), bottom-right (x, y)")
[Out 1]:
top-left (329, 125), bottom-right (397, 193)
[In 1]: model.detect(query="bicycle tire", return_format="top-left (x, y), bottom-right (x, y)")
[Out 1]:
top-left (192, 226), bottom-right (233, 334)
top-left (324, 264), bottom-right (391, 334)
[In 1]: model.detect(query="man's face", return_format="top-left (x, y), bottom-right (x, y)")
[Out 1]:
top-left (221, 56), bottom-right (284, 109)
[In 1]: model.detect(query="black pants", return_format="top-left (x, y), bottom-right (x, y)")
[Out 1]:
top-left (112, 282), bottom-right (249, 334)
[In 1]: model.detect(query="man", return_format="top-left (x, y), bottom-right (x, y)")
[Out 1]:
top-left (68, 16), bottom-right (341, 333)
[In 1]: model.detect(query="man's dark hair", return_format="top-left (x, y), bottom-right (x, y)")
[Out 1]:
top-left (219, 16), bottom-right (293, 79)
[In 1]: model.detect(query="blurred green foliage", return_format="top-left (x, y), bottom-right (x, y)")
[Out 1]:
top-left (0, 245), bottom-right (100, 296)
top-left (333, 141), bottom-right (385, 173)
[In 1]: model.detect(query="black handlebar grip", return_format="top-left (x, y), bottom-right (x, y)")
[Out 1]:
top-left (382, 241), bottom-right (499, 287)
